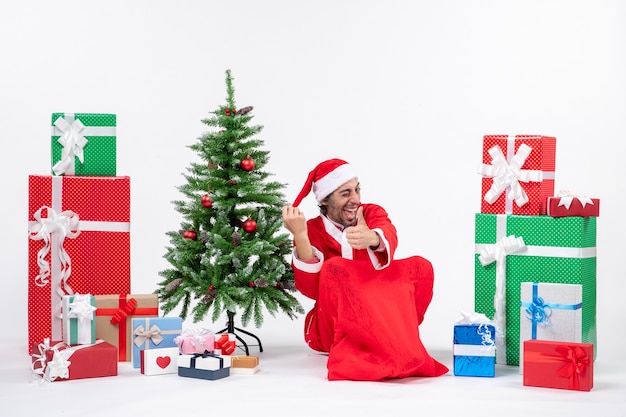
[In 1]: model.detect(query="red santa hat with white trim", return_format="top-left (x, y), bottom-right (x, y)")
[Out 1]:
top-left (292, 158), bottom-right (358, 207)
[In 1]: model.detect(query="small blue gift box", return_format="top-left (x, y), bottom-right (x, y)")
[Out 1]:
top-left (178, 352), bottom-right (231, 380)
top-left (131, 317), bottom-right (183, 368)
top-left (453, 323), bottom-right (496, 377)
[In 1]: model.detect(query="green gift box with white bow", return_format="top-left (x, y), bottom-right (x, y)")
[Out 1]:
top-left (62, 293), bottom-right (96, 345)
top-left (51, 112), bottom-right (116, 176)
top-left (474, 213), bottom-right (596, 366)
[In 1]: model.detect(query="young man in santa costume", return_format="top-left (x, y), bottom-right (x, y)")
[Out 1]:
top-left (282, 158), bottom-right (448, 381)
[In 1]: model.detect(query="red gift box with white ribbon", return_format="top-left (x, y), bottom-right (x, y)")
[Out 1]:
top-left (546, 191), bottom-right (600, 217)
top-left (478, 135), bottom-right (556, 215)
top-left (27, 175), bottom-right (131, 351)
top-left (31, 339), bottom-right (118, 382)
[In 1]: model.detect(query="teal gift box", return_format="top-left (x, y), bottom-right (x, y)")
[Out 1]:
top-left (474, 213), bottom-right (596, 366)
top-left (62, 293), bottom-right (96, 345)
top-left (51, 112), bottom-right (116, 176)
top-left (131, 317), bottom-right (183, 368)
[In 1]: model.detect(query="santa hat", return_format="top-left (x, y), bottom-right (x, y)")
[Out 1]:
top-left (292, 158), bottom-right (357, 207)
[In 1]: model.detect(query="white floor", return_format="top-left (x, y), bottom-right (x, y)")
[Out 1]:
top-left (2, 333), bottom-right (624, 417)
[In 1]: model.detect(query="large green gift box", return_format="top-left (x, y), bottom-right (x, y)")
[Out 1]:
top-left (474, 213), bottom-right (596, 366)
top-left (51, 112), bottom-right (116, 176)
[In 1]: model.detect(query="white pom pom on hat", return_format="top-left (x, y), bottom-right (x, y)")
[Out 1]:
top-left (292, 158), bottom-right (357, 207)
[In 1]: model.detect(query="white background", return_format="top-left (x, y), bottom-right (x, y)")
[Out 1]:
top-left (1, 1), bottom-right (625, 415)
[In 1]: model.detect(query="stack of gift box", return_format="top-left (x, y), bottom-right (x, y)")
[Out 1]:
top-left (453, 134), bottom-right (598, 392)
top-left (28, 112), bottom-right (259, 383)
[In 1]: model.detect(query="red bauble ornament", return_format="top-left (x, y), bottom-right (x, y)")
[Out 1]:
top-left (225, 109), bottom-right (231, 116)
top-left (242, 218), bottom-right (257, 233)
top-left (201, 194), bottom-right (213, 208)
top-left (183, 230), bottom-right (197, 240)
top-left (248, 281), bottom-right (255, 287)
top-left (209, 285), bottom-right (214, 290)
top-left (240, 157), bottom-right (255, 172)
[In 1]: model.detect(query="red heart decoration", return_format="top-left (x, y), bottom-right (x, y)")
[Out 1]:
top-left (156, 356), bottom-right (171, 369)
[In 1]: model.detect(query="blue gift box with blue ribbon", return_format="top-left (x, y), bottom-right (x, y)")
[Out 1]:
top-left (519, 282), bottom-right (582, 373)
top-left (453, 323), bottom-right (496, 377)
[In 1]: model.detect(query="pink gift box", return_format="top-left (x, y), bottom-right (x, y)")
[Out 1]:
top-left (175, 332), bottom-right (215, 354)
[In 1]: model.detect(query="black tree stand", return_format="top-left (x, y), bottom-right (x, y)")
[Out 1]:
top-left (216, 310), bottom-right (263, 356)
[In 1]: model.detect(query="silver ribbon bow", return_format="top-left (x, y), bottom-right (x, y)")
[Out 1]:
top-left (133, 324), bottom-right (164, 347)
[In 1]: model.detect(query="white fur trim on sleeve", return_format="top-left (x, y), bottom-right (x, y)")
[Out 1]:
top-left (292, 246), bottom-right (325, 273)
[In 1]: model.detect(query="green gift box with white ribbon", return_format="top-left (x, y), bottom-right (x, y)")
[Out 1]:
top-left (474, 213), bottom-right (596, 366)
top-left (62, 293), bottom-right (96, 345)
top-left (51, 113), bottom-right (116, 176)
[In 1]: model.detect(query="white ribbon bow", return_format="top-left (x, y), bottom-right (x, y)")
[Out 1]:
top-left (52, 117), bottom-right (88, 176)
top-left (456, 312), bottom-right (497, 347)
top-left (46, 349), bottom-right (73, 380)
top-left (67, 294), bottom-right (96, 344)
top-left (478, 235), bottom-right (526, 362)
top-left (67, 293), bottom-right (96, 323)
top-left (479, 144), bottom-right (543, 208)
top-left (31, 338), bottom-right (71, 383)
top-left (456, 311), bottom-right (493, 325)
top-left (28, 206), bottom-right (80, 290)
top-left (133, 324), bottom-right (164, 347)
top-left (31, 339), bottom-right (103, 383)
top-left (557, 189), bottom-right (595, 209)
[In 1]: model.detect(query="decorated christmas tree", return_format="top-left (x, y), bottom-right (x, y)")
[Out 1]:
top-left (156, 70), bottom-right (304, 347)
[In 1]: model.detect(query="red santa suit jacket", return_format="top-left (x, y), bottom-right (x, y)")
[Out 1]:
top-left (292, 203), bottom-right (448, 381)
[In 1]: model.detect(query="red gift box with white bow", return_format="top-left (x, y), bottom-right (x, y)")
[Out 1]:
top-left (546, 192), bottom-right (600, 217)
top-left (27, 175), bottom-right (131, 351)
top-left (478, 135), bottom-right (556, 215)
top-left (31, 339), bottom-right (118, 382)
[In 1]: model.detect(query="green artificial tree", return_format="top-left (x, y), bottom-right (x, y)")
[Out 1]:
top-left (156, 70), bottom-right (304, 353)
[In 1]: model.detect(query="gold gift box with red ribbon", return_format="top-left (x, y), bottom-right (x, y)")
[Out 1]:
top-left (94, 294), bottom-right (159, 362)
